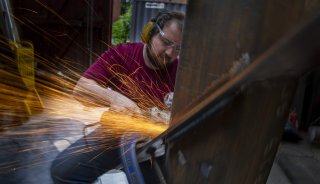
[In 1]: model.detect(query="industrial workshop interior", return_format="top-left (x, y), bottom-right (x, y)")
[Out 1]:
top-left (0, 0), bottom-right (320, 184)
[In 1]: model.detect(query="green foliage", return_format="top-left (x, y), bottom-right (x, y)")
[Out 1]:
top-left (112, 4), bottom-right (132, 45)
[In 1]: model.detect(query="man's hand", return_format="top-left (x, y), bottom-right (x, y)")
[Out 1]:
top-left (110, 94), bottom-right (141, 114)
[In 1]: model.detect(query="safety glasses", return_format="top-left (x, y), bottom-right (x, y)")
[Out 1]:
top-left (156, 24), bottom-right (181, 53)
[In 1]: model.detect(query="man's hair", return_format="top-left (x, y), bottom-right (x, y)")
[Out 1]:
top-left (148, 10), bottom-right (185, 41)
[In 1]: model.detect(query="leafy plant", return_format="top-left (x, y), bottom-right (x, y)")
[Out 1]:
top-left (112, 3), bottom-right (132, 45)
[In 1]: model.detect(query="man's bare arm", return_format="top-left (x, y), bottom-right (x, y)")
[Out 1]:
top-left (73, 77), bottom-right (140, 112)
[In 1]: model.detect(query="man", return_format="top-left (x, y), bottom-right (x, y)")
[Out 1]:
top-left (51, 10), bottom-right (184, 184)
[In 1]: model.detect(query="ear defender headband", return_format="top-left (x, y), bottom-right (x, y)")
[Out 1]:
top-left (141, 10), bottom-right (173, 44)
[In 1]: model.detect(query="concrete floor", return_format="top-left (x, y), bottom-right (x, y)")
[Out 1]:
top-left (267, 139), bottom-right (320, 184)
top-left (0, 97), bottom-right (319, 184)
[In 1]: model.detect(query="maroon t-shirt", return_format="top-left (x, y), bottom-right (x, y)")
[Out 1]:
top-left (83, 42), bottom-right (178, 109)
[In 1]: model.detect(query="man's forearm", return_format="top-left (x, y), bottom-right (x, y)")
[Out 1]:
top-left (73, 77), bottom-right (139, 111)
top-left (73, 77), bottom-right (110, 106)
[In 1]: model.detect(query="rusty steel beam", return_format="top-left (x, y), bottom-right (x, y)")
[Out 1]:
top-left (168, 11), bottom-right (320, 138)
top-left (138, 8), bottom-right (320, 184)
top-left (140, 6), bottom-right (320, 154)
top-left (164, 12), bottom-right (320, 184)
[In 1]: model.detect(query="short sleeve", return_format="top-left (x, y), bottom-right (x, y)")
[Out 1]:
top-left (83, 45), bottom-right (127, 87)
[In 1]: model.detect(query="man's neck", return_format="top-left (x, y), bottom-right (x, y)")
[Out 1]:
top-left (143, 44), bottom-right (159, 70)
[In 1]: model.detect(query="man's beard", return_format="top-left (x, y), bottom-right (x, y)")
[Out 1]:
top-left (146, 45), bottom-right (170, 69)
